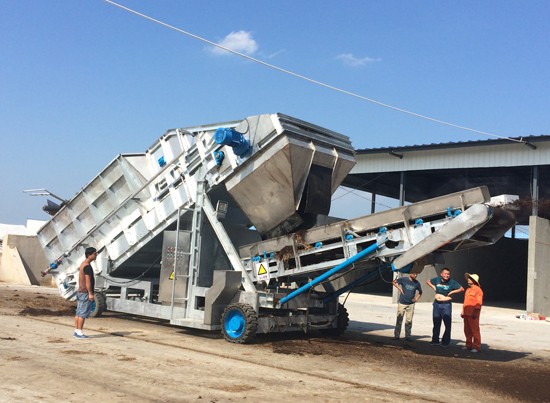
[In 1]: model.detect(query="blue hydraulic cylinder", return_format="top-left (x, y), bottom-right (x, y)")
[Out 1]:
top-left (214, 127), bottom-right (251, 157)
top-left (277, 242), bottom-right (381, 308)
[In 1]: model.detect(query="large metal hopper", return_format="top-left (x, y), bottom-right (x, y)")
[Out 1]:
top-left (223, 114), bottom-right (355, 238)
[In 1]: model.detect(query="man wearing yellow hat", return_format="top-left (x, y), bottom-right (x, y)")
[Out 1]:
top-left (461, 273), bottom-right (484, 353)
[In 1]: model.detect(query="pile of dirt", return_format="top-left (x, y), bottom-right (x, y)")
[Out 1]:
top-left (0, 287), bottom-right (75, 316)
top-left (19, 307), bottom-right (75, 316)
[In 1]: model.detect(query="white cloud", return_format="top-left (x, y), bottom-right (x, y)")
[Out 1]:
top-left (210, 31), bottom-right (258, 55)
top-left (336, 53), bottom-right (381, 67)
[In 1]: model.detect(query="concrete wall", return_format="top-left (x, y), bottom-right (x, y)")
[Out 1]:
top-left (527, 216), bottom-right (550, 316)
top-left (0, 242), bottom-right (31, 284)
top-left (0, 234), bottom-right (54, 286)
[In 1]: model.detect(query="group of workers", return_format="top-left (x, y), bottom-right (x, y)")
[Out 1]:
top-left (392, 267), bottom-right (484, 353)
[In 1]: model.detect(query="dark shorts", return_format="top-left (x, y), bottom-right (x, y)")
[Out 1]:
top-left (76, 292), bottom-right (93, 318)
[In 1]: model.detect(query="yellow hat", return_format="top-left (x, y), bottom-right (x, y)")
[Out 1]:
top-left (465, 273), bottom-right (480, 285)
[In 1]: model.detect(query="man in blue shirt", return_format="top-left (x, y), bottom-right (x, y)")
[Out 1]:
top-left (427, 268), bottom-right (464, 347)
top-left (392, 272), bottom-right (423, 341)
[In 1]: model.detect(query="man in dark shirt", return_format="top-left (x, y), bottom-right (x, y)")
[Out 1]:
top-left (392, 272), bottom-right (423, 341)
top-left (74, 247), bottom-right (97, 339)
top-left (426, 268), bottom-right (464, 347)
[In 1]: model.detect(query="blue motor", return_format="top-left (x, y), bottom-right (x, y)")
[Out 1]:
top-left (214, 128), bottom-right (251, 158)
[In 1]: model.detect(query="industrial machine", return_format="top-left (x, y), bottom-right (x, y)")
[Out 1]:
top-left (37, 113), bottom-right (515, 343)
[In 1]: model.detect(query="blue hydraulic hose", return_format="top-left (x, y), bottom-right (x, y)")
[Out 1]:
top-left (277, 242), bottom-right (381, 308)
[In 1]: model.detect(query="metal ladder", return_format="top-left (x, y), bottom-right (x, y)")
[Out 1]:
top-left (169, 181), bottom-right (204, 320)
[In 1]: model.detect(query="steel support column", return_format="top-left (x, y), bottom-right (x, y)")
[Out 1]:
top-left (532, 166), bottom-right (539, 216)
top-left (399, 171), bottom-right (406, 207)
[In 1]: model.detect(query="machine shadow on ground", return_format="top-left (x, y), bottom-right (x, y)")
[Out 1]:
top-left (98, 311), bottom-right (534, 364)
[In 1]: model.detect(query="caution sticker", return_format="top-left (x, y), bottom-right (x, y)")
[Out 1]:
top-left (257, 263), bottom-right (270, 284)
top-left (258, 264), bottom-right (267, 275)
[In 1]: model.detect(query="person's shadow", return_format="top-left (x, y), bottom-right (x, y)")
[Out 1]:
top-left (90, 330), bottom-right (143, 338)
top-left (342, 330), bottom-right (531, 363)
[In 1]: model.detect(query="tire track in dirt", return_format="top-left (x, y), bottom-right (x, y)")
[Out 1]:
top-left (26, 315), bottom-right (443, 402)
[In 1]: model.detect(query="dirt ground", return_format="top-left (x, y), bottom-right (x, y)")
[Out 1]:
top-left (1, 284), bottom-right (549, 402)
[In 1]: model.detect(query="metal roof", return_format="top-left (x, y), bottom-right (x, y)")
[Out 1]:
top-left (356, 134), bottom-right (550, 154)
top-left (350, 133), bottom-right (550, 180)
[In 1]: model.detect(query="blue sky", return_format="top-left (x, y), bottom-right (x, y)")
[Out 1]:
top-left (1, 1), bottom-right (549, 225)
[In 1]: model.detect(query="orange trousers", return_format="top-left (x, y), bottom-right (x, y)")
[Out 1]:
top-left (463, 314), bottom-right (481, 350)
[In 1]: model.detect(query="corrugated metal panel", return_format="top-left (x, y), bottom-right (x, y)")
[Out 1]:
top-left (356, 134), bottom-right (550, 154)
top-left (351, 141), bottom-right (550, 174)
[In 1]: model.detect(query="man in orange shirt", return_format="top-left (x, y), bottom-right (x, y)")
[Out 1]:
top-left (460, 273), bottom-right (483, 353)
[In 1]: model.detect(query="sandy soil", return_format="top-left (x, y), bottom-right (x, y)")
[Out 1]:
top-left (1, 284), bottom-right (549, 402)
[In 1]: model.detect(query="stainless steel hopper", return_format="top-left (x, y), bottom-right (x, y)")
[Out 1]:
top-left (221, 114), bottom-right (355, 238)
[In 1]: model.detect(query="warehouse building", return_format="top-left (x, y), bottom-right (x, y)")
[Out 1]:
top-left (343, 135), bottom-right (550, 316)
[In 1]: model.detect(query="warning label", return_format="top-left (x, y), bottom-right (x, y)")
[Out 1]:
top-left (258, 264), bottom-right (267, 275)
top-left (257, 263), bottom-right (269, 284)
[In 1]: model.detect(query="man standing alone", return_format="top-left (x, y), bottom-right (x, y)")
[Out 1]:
top-left (74, 247), bottom-right (97, 339)
top-left (392, 272), bottom-right (423, 341)
top-left (427, 268), bottom-right (464, 347)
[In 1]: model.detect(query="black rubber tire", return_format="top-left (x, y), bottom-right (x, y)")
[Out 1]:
top-left (89, 292), bottom-right (106, 318)
top-left (323, 303), bottom-right (349, 336)
top-left (220, 303), bottom-right (258, 344)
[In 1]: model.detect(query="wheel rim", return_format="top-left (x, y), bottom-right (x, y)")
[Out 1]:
top-left (224, 309), bottom-right (245, 338)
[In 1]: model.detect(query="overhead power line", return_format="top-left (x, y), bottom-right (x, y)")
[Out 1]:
top-left (103, 0), bottom-right (530, 146)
